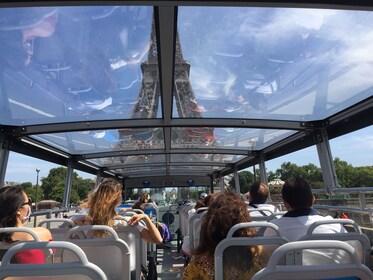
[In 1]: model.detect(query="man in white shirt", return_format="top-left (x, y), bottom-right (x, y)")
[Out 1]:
top-left (245, 182), bottom-right (280, 217)
top-left (264, 177), bottom-right (346, 241)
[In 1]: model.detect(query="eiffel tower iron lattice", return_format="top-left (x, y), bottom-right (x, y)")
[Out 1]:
top-left (119, 20), bottom-right (215, 148)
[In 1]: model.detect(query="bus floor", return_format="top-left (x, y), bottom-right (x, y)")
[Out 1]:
top-left (156, 241), bottom-right (185, 279)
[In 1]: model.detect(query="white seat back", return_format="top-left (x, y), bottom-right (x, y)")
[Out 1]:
top-left (115, 226), bottom-right (143, 280)
top-left (248, 209), bottom-right (275, 221)
top-left (188, 208), bottom-right (208, 253)
top-left (0, 241), bottom-right (107, 280)
top-left (298, 219), bottom-right (372, 268)
top-left (0, 227), bottom-right (53, 263)
top-left (38, 219), bottom-right (75, 239)
top-left (215, 222), bottom-right (289, 280)
top-left (63, 225), bottom-right (130, 280)
top-left (251, 240), bottom-right (373, 280)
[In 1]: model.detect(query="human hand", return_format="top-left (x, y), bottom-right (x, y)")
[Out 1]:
top-left (127, 213), bottom-right (147, 226)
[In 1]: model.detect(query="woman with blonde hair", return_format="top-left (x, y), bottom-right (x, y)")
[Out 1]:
top-left (182, 191), bottom-right (264, 280)
top-left (73, 178), bottom-right (162, 243)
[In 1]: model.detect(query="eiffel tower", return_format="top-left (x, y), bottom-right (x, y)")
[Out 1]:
top-left (119, 20), bottom-right (214, 147)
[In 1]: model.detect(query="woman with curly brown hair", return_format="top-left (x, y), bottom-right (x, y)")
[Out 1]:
top-left (73, 178), bottom-right (162, 243)
top-left (182, 191), bottom-right (264, 280)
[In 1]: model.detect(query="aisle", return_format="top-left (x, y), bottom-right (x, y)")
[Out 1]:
top-left (156, 241), bottom-right (185, 279)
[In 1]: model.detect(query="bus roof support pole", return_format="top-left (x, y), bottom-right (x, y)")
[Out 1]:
top-left (0, 134), bottom-right (10, 188)
top-left (233, 166), bottom-right (240, 194)
top-left (62, 160), bottom-right (73, 209)
top-left (316, 128), bottom-right (339, 194)
top-left (95, 170), bottom-right (102, 189)
top-left (259, 154), bottom-right (268, 185)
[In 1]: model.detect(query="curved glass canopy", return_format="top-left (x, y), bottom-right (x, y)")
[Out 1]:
top-left (0, 3), bottom-right (372, 180)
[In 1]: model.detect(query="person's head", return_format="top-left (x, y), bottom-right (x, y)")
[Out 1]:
top-left (203, 192), bottom-right (219, 208)
top-left (248, 182), bottom-right (270, 203)
top-left (132, 201), bottom-right (145, 211)
top-left (200, 192), bottom-right (207, 200)
top-left (195, 191), bottom-right (256, 257)
top-left (282, 177), bottom-right (314, 210)
top-left (194, 199), bottom-right (205, 210)
top-left (0, 186), bottom-right (32, 242)
top-left (88, 178), bottom-right (122, 227)
top-left (138, 193), bottom-right (150, 204)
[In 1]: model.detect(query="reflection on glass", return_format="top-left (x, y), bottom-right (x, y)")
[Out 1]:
top-left (31, 127), bottom-right (164, 154)
top-left (0, 6), bottom-right (155, 125)
top-left (171, 127), bottom-right (295, 150)
top-left (177, 7), bottom-right (373, 120)
top-left (87, 154), bottom-right (165, 167)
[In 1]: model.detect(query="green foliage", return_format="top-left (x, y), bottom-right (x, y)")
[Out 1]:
top-left (232, 158), bottom-right (371, 193)
top-left (229, 171), bottom-right (254, 193)
top-left (40, 167), bottom-right (94, 203)
top-left (334, 158), bottom-right (373, 188)
top-left (19, 182), bottom-right (39, 202)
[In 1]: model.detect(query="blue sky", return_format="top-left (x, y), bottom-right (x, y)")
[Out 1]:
top-left (4, 126), bottom-right (372, 184)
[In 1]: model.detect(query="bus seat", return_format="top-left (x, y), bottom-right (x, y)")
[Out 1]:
top-left (62, 225), bottom-right (130, 280)
top-left (115, 225), bottom-right (143, 280)
top-left (214, 222), bottom-right (289, 280)
top-left (247, 209), bottom-right (275, 222)
top-left (251, 240), bottom-right (373, 280)
top-left (298, 219), bottom-right (372, 269)
top-left (38, 218), bottom-right (76, 240)
top-left (188, 208), bottom-right (208, 254)
top-left (0, 227), bottom-right (53, 263)
top-left (0, 241), bottom-right (107, 280)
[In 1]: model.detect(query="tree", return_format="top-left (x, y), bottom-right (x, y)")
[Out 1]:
top-left (41, 167), bottom-right (94, 203)
top-left (229, 170), bottom-right (254, 193)
top-left (19, 182), bottom-right (38, 203)
top-left (334, 158), bottom-right (355, 188)
top-left (351, 166), bottom-right (373, 188)
top-left (274, 162), bottom-right (301, 181)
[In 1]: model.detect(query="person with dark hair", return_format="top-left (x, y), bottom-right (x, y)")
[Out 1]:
top-left (72, 178), bottom-right (162, 243)
top-left (182, 191), bottom-right (264, 280)
top-left (0, 186), bottom-right (52, 263)
top-left (245, 182), bottom-right (280, 216)
top-left (264, 177), bottom-right (347, 241)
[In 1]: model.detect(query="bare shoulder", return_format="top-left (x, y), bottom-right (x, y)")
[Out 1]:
top-left (33, 227), bottom-right (53, 241)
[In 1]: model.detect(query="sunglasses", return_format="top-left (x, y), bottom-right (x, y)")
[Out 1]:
top-left (22, 199), bottom-right (32, 206)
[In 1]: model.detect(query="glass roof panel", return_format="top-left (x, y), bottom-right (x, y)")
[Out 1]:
top-left (30, 127), bottom-right (164, 154)
top-left (87, 154), bottom-right (165, 167)
top-left (176, 7), bottom-right (373, 121)
top-left (0, 6), bottom-right (158, 126)
top-left (170, 166), bottom-right (220, 173)
top-left (112, 167), bottom-right (166, 176)
top-left (171, 154), bottom-right (245, 164)
top-left (171, 127), bottom-right (295, 150)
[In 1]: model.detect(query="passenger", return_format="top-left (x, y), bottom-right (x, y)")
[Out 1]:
top-left (72, 178), bottom-right (162, 243)
top-left (132, 192), bottom-right (150, 211)
top-left (0, 186), bottom-right (52, 264)
top-left (138, 192), bottom-right (151, 204)
top-left (132, 201), bottom-right (145, 211)
top-left (245, 182), bottom-right (280, 216)
top-left (199, 192), bottom-right (208, 200)
top-left (182, 191), bottom-right (264, 280)
top-left (264, 177), bottom-right (347, 241)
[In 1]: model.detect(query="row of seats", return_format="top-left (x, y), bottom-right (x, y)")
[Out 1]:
top-left (178, 203), bottom-right (373, 279)
top-left (0, 240), bottom-right (108, 279)
top-left (0, 219), bottom-right (149, 280)
top-left (212, 221), bottom-right (373, 279)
